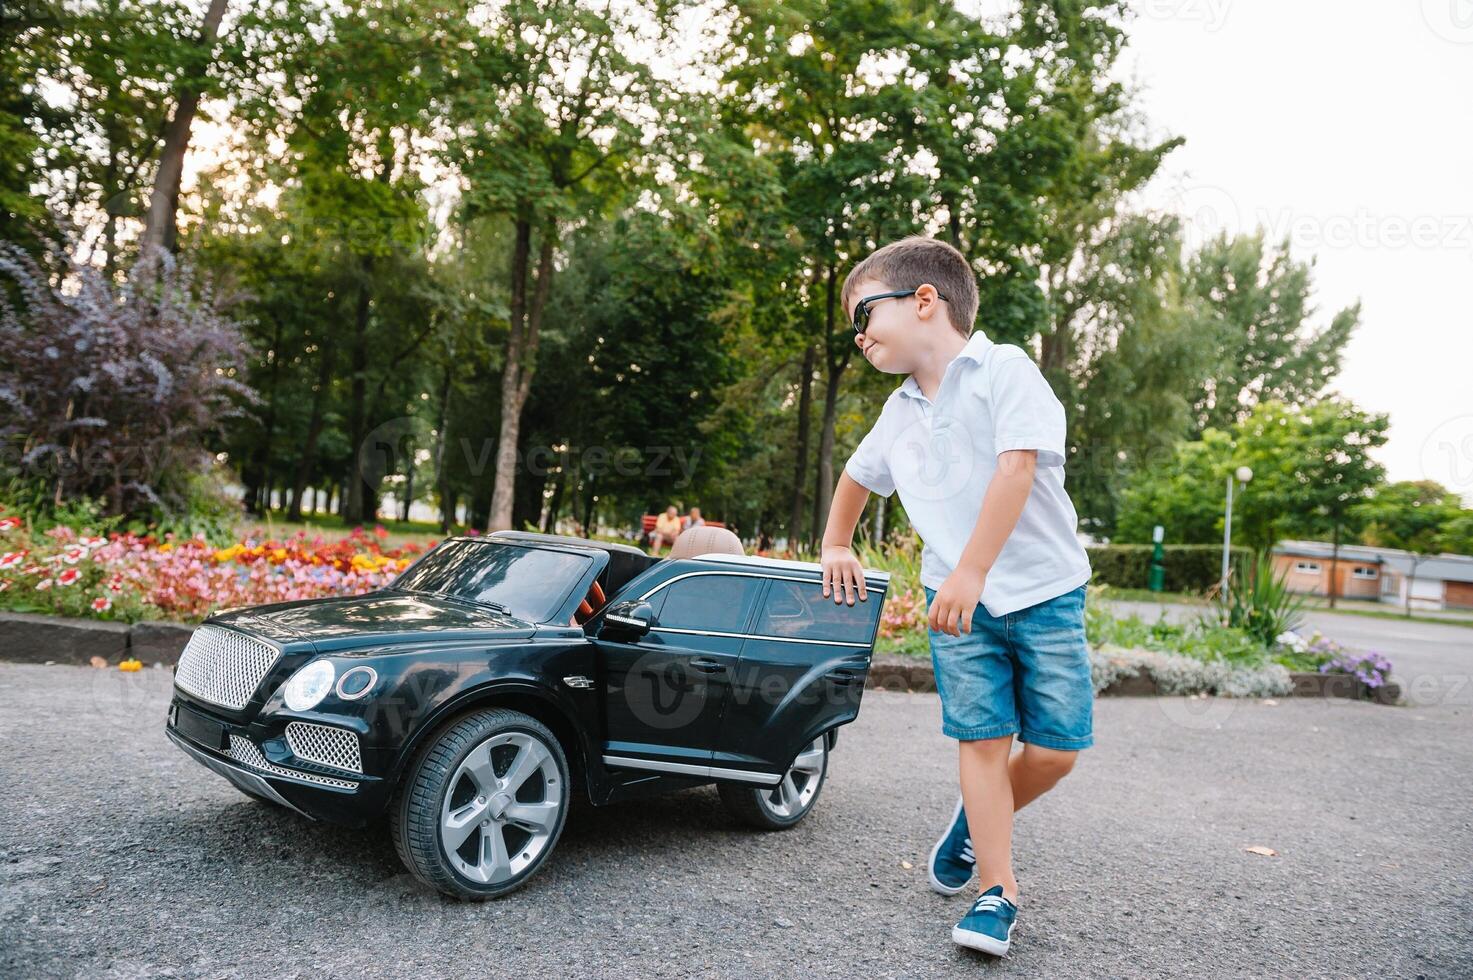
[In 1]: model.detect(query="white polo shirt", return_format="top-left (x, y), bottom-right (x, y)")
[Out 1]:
top-left (844, 330), bottom-right (1091, 617)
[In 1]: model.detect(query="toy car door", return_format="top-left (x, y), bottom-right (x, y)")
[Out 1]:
top-left (714, 574), bottom-right (887, 775)
top-left (595, 572), bottom-right (764, 774)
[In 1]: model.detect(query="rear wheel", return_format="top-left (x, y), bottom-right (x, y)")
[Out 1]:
top-left (718, 736), bottom-right (828, 830)
top-left (392, 708), bottom-right (569, 899)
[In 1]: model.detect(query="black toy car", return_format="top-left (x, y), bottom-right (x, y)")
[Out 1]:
top-left (166, 528), bottom-right (889, 898)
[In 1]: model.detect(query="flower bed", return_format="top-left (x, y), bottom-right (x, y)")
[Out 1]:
top-left (0, 512), bottom-right (429, 624)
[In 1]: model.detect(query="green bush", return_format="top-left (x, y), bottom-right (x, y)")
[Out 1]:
top-left (1208, 551), bottom-right (1307, 648)
top-left (1086, 543), bottom-right (1251, 594)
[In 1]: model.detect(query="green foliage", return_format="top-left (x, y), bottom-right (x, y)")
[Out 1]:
top-left (1185, 232), bottom-right (1360, 433)
top-left (1208, 551), bottom-right (1307, 648)
top-left (1085, 543), bottom-right (1250, 593)
top-left (1116, 399), bottom-right (1389, 552)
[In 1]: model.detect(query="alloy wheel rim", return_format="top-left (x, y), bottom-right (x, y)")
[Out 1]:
top-left (761, 736), bottom-right (825, 819)
top-left (440, 731), bottom-right (561, 885)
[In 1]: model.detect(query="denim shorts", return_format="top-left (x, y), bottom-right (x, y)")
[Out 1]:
top-left (923, 583), bottom-right (1093, 750)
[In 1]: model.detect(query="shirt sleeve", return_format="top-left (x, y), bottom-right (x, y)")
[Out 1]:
top-left (844, 420), bottom-right (896, 497)
top-left (990, 353), bottom-right (1067, 468)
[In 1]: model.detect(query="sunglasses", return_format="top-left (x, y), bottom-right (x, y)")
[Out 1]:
top-left (851, 288), bottom-right (950, 335)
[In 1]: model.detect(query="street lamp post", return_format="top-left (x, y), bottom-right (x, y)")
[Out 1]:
top-left (1221, 465), bottom-right (1254, 597)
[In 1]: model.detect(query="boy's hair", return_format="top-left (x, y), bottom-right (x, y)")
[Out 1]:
top-left (840, 236), bottom-right (978, 337)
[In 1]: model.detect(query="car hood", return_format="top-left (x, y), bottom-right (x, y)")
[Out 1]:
top-left (208, 591), bottom-right (536, 652)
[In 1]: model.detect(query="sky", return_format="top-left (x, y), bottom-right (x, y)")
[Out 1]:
top-left (1106, 0), bottom-right (1473, 503)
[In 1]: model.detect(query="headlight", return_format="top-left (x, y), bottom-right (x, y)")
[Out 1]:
top-left (283, 659), bottom-right (336, 712)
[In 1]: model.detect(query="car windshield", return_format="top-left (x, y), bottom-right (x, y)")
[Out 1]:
top-left (390, 540), bottom-right (593, 624)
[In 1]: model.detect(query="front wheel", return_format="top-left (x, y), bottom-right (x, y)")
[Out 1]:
top-left (718, 736), bottom-right (828, 830)
top-left (392, 708), bottom-right (569, 900)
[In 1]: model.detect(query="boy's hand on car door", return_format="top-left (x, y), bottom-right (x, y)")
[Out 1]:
top-left (820, 545), bottom-right (868, 605)
top-left (928, 568), bottom-right (985, 636)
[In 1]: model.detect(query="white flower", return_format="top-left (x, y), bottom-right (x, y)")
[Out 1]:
top-left (1275, 630), bottom-right (1307, 652)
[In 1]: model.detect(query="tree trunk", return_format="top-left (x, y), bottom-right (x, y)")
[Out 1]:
top-left (432, 357), bottom-right (453, 533)
top-left (542, 469), bottom-right (565, 534)
top-left (489, 214), bottom-right (555, 530)
top-left (1328, 521), bottom-right (1341, 609)
top-left (344, 257), bottom-right (373, 523)
top-left (288, 335), bottom-right (335, 521)
top-left (142, 0), bottom-right (229, 254)
top-left (812, 264), bottom-right (852, 548)
top-left (248, 318), bottom-right (285, 516)
top-left (788, 343), bottom-right (816, 549)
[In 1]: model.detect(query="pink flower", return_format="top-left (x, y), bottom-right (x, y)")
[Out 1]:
top-left (91, 596), bottom-right (112, 612)
top-left (0, 551), bottom-right (24, 568)
top-left (57, 568), bottom-right (82, 585)
top-left (61, 546), bottom-right (86, 564)
top-left (35, 578), bottom-right (52, 590)
top-left (0, 516), bottom-right (21, 531)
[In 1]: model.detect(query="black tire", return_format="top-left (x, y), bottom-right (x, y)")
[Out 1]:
top-left (391, 708), bottom-right (570, 900)
top-left (718, 736), bottom-right (829, 830)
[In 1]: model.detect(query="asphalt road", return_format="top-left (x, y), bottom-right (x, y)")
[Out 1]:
top-left (1107, 599), bottom-right (1473, 709)
top-left (2, 662), bottom-right (1470, 979)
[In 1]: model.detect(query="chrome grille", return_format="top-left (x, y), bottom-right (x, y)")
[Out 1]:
top-left (174, 626), bottom-right (281, 710)
top-left (285, 722), bottom-right (362, 773)
top-left (228, 735), bottom-right (357, 790)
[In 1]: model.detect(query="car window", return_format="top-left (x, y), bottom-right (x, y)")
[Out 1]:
top-left (652, 574), bottom-right (762, 634)
top-left (753, 579), bottom-right (874, 643)
top-left (391, 540), bottom-right (592, 623)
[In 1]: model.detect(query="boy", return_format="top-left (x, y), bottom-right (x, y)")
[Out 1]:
top-left (818, 236), bottom-right (1093, 957)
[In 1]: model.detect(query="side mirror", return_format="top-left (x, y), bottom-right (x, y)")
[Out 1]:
top-left (601, 600), bottom-right (655, 639)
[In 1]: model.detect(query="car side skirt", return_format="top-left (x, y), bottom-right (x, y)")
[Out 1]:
top-left (601, 754), bottom-right (782, 786)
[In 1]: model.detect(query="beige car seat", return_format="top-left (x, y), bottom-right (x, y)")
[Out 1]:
top-left (666, 524), bottom-right (744, 559)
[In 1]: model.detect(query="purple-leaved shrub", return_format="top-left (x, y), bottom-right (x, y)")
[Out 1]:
top-left (0, 242), bottom-right (256, 518)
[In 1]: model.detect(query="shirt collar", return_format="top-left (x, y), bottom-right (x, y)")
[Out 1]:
top-left (898, 330), bottom-right (992, 402)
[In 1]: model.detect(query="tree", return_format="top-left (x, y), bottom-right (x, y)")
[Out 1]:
top-left (1356, 480), bottom-right (1468, 616)
top-left (141, 0), bottom-right (230, 254)
top-left (1185, 232), bottom-right (1359, 432)
top-left (443, 0), bottom-right (681, 531)
top-left (1115, 399), bottom-right (1388, 564)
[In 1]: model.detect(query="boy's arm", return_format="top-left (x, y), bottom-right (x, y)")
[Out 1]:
top-left (819, 470), bottom-right (871, 606)
top-left (928, 449), bottom-right (1037, 635)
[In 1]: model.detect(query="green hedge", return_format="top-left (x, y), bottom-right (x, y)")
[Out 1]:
top-left (1086, 544), bottom-right (1252, 594)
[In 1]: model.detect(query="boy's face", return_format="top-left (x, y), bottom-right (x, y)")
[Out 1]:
top-left (846, 278), bottom-right (951, 375)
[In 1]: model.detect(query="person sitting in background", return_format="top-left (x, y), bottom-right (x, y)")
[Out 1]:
top-left (684, 507), bottom-right (705, 530)
top-left (652, 506), bottom-right (683, 553)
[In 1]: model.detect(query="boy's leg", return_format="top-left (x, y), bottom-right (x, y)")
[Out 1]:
top-left (959, 734), bottom-right (1018, 901)
top-left (924, 586), bottom-right (1019, 897)
top-left (1008, 744), bottom-right (1078, 811)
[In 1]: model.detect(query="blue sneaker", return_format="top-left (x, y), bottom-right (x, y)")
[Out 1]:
top-left (952, 884), bottom-right (1018, 956)
top-left (927, 797), bottom-right (975, 895)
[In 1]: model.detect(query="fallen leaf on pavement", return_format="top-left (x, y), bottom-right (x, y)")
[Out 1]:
top-left (1243, 845), bottom-right (1277, 857)
top-left (900, 861), bottom-right (913, 870)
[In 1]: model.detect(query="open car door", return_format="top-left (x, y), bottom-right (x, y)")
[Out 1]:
top-left (713, 571), bottom-right (889, 777)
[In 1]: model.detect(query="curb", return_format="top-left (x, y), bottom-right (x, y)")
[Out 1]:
top-left (0, 612), bottom-right (192, 666)
top-left (864, 652), bottom-right (1403, 703)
